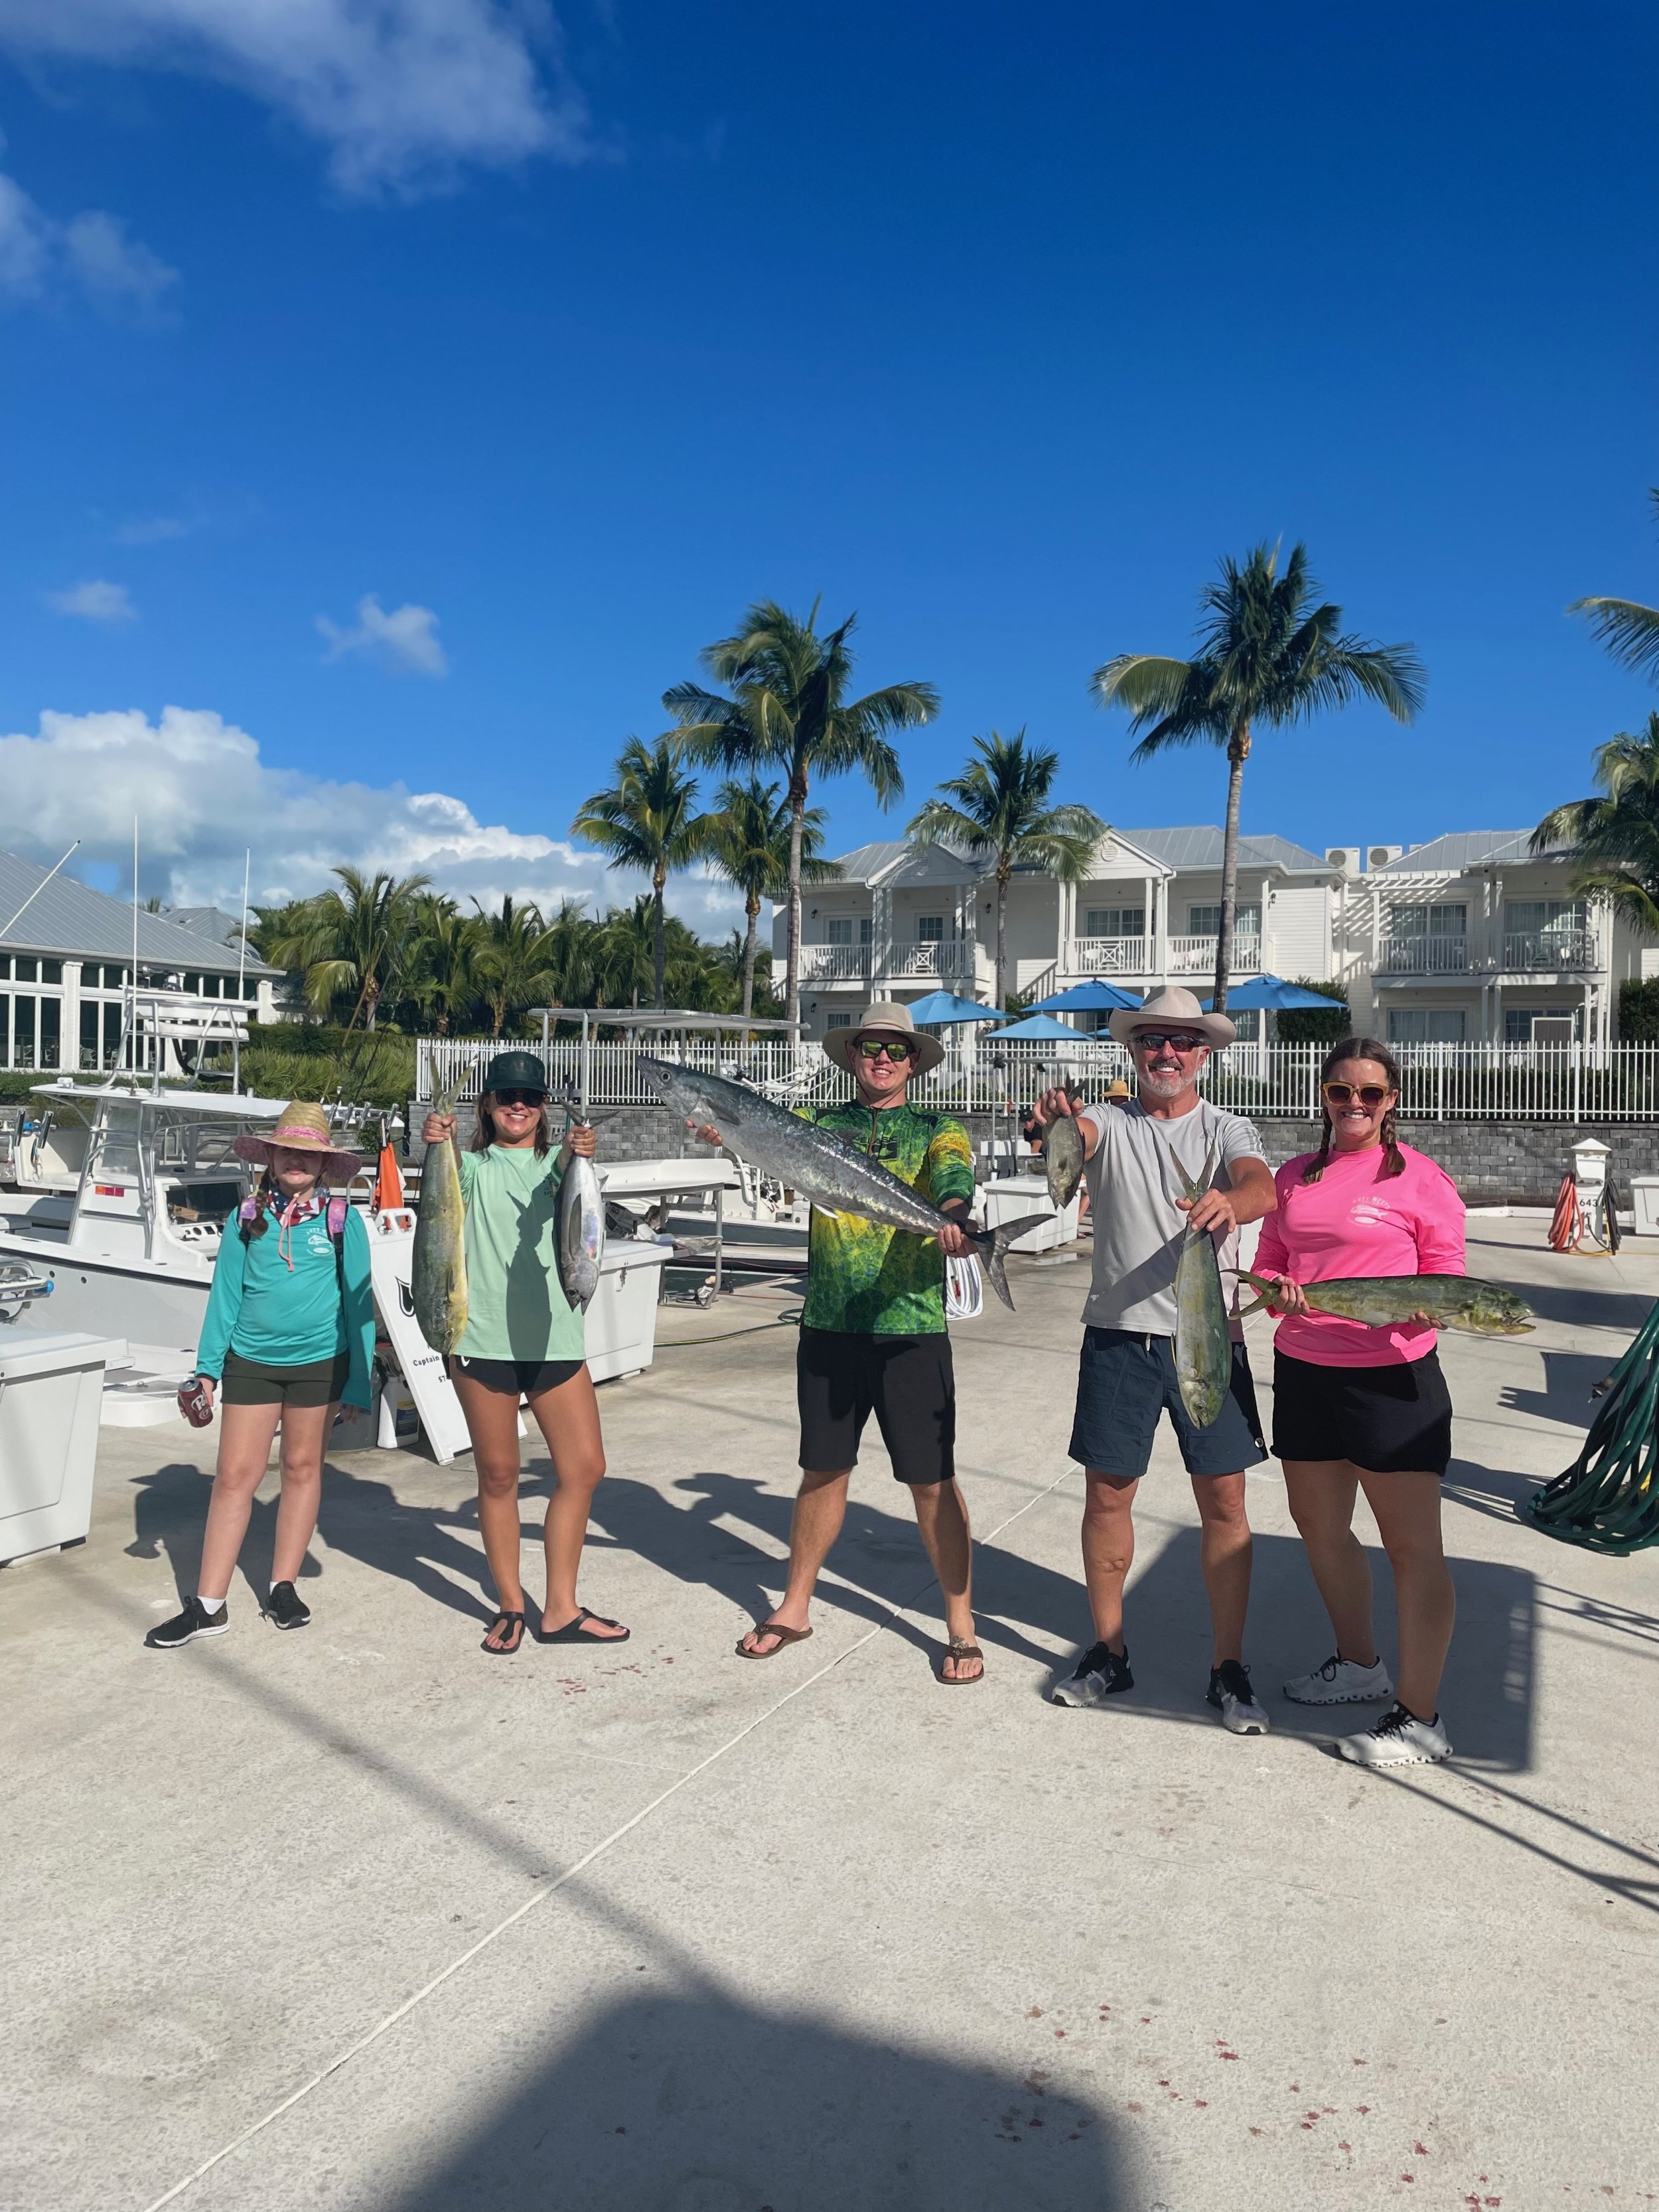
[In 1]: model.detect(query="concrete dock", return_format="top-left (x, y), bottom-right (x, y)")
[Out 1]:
top-left (4, 1218), bottom-right (1656, 2211)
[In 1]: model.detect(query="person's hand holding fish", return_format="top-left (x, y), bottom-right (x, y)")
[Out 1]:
top-left (1032, 1085), bottom-right (1078, 1126)
top-left (423, 1110), bottom-right (456, 1145)
top-left (562, 1122), bottom-right (597, 1162)
top-left (1177, 1184), bottom-right (1238, 1237)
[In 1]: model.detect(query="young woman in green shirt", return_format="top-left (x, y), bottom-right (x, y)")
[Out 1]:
top-left (423, 1050), bottom-right (626, 1657)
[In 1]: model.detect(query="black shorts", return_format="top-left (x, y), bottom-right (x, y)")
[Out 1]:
top-left (452, 1356), bottom-right (585, 1398)
top-left (1272, 1349), bottom-right (1453, 1475)
top-left (220, 1349), bottom-right (351, 1408)
top-left (1068, 1327), bottom-right (1267, 1479)
top-left (796, 1327), bottom-right (956, 1485)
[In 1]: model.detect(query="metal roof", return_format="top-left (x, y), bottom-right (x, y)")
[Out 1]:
top-left (0, 850), bottom-right (277, 974)
top-left (163, 905), bottom-right (246, 948)
top-left (1121, 826), bottom-right (1332, 874)
top-left (1373, 830), bottom-right (1570, 873)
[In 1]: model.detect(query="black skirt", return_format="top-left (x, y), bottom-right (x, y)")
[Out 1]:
top-left (1271, 1349), bottom-right (1453, 1475)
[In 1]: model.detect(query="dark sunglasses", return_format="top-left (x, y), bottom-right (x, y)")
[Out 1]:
top-left (1323, 1081), bottom-right (1392, 1107)
top-left (491, 1088), bottom-right (545, 1109)
top-left (855, 1038), bottom-right (914, 1063)
top-left (1131, 1031), bottom-right (1204, 1053)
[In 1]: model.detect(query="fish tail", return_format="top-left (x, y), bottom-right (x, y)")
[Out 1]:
top-left (1234, 1291), bottom-right (1273, 1319)
top-left (970, 1214), bottom-right (1054, 1311)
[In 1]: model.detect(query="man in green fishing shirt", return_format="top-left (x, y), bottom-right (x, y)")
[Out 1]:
top-left (691, 1001), bottom-right (985, 1684)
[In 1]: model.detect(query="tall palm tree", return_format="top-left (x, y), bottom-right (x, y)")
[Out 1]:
top-left (472, 895), bottom-right (563, 1037)
top-left (593, 897), bottom-right (661, 1011)
top-left (1571, 489), bottom-right (1659, 682)
top-left (1532, 713), bottom-right (1659, 933)
top-left (906, 730), bottom-right (1104, 1014)
top-left (571, 736), bottom-right (709, 1009)
top-left (1092, 544), bottom-right (1424, 1011)
top-left (664, 599), bottom-right (939, 1029)
top-left (406, 894), bottom-right (481, 1035)
top-left (265, 866), bottom-right (430, 1029)
top-left (702, 777), bottom-right (838, 1019)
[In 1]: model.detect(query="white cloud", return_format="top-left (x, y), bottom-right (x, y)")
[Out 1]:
top-left (113, 511), bottom-right (200, 545)
top-left (0, 1), bottom-right (591, 195)
top-left (0, 169), bottom-right (177, 311)
top-left (47, 578), bottom-right (137, 623)
top-left (317, 593), bottom-right (448, 677)
top-left (0, 704), bottom-right (744, 930)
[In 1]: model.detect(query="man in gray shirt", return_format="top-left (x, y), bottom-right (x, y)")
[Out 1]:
top-left (1033, 985), bottom-right (1277, 1735)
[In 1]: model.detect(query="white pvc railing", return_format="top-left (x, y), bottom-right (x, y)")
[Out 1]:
top-left (415, 1035), bottom-right (1659, 1121)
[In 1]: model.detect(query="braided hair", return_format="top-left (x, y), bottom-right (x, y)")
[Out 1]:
top-left (1301, 1035), bottom-right (1406, 1184)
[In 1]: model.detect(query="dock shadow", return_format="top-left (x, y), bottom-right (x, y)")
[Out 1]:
top-left (387, 1988), bottom-right (1130, 2212)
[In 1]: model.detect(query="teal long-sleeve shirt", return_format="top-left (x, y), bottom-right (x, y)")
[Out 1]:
top-left (195, 1202), bottom-right (375, 1408)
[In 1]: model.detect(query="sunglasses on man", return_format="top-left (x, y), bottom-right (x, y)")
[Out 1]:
top-left (1129, 1030), bottom-right (1205, 1053)
top-left (492, 1088), bottom-right (546, 1108)
top-left (1323, 1080), bottom-right (1393, 1107)
top-left (855, 1038), bottom-right (915, 1063)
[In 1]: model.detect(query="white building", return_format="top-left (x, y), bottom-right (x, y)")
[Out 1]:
top-left (0, 850), bottom-right (278, 1073)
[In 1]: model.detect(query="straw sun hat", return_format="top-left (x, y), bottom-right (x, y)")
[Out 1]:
top-left (233, 1101), bottom-right (364, 1181)
top-left (823, 999), bottom-right (946, 1076)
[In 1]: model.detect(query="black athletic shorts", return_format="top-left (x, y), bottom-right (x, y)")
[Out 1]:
top-left (452, 1355), bottom-right (586, 1398)
top-left (1272, 1349), bottom-right (1454, 1476)
top-left (220, 1349), bottom-right (351, 1408)
top-left (796, 1327), bottom-right (956, 1485)
top-left (1068, 1327), bottom-right (1267, 1479)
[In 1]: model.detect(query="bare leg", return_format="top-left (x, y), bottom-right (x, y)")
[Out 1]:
top-left (269, 1401), bottom-right (334, 1585)
top-left (1080, 1471), bottom-right (1139, 1651)
top-left (453, 1368), bottom-right (531, 1649)
top-left (739, 1468), bottom-right (850, 1655)
top-left (196, 1402), bottom-right (283, 1602)
top-left (1358, 1467), bottom-right (1454, 1720)
top-left (1191, 1470), bottom-right (1252, 1667)
top-left (1281, 1459), bottom-right (1378, 1664)
top-left (524, 1366), bottom-right (621, 1637)
top-left (910, 1478), bottom-right (979, 1680)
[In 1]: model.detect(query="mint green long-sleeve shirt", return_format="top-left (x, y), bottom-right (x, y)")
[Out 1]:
top-left (196, 1201), bottom-right (374, 1408)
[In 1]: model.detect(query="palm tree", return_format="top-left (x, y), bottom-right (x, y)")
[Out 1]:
top-left (664, 599), bottom-right (939, 1029)
top-left (593, 897), bottom-right (661, 1011)
top-left (1092, 544), bottom-right (1424, 1012)
top-left (571, 736), bottom-right (710, 1009)
top-left (906, 729), bottom-right (1105, 1015)
top-left (701, 777), bottom-right (838, 1019)
top-left (1532, 713), bottom-right (1659, 934)
top-left (1571, 489), bottom-right (1659, 682)
top-left (472, 896), bottom-right (565, 1037)
top-left (263, 866), bottom-right (430, 1029)
top-left (406, 895), bottom-right (481, 1035)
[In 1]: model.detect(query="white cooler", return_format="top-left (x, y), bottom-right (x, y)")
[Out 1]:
top-left (0, 1328), bottom-right (126, 1564)
top-left (1632, 1177), bottom-right (1659, 1236)
top-left (981, 1175), bottom-right (1081, 1253)
top-left (585, 1240), bottom-right (672, 1382)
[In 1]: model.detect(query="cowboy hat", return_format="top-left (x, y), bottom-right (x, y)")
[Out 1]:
top-left (1104, 1077), bottom-right (1132, 1100)
top-left (233, 1100), bottom-right (365, 1181)
top-left (822, 999), bottom-right (946, 1075)
top-left (1107, 983), bottom-right (1236, 1051)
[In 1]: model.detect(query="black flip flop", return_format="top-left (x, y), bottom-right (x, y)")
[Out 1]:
top-left (530, 1606), bottom-right (630, 1645)
top-left (480, 1609), bottom-right (525, 1655)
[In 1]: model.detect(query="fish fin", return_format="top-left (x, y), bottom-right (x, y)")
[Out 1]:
top-left (970, 1213), bottom-right (1054, 1311)
top-left (1234, 1291), bottom-right (1272, 1320)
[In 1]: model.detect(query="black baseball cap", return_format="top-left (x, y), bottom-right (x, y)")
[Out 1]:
top-left (482, 1049), bottom-right (549, 1096)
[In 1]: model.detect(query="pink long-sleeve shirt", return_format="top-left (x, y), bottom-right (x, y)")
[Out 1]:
top-left (1253, 1142), bottom-right (1466, 1367)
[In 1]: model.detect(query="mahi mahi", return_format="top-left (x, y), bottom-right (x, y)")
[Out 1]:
top-left (1236, 1270), bottom-right (1534, 1336)
top-left (411, 1074), bottom-right (470, 1356)
top-left (555, 1106), bottom-right (605, 1313)
top-left (638, 1056), bottom-right (1051, 1311)
top-left (1169, 1136), bottom-right (1232, 1430)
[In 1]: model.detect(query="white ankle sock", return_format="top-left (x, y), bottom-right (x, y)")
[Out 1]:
top-left (197, 1593), bottom-right (226, 1615)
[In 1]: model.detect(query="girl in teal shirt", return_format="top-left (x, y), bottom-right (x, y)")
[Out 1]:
top-left (423, 1049), bottom-right (626, 1657)
top-left (146, 1102), bottom-right (374, 1649)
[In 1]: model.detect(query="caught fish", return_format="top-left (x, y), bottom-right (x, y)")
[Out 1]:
top-left (1168, 1137), bottom-right (1232, 1429)
top-left (1236, 1270), bottom-right (1534, 1337)
top-left (411, 1074), bottom-right (469, 1355)
top-left (638, 1057), bottom-right (1051, 1311)
top-left (555, 1107), bottom-right (605, 1313)
top-left (1045, 1111), bottom-right (1086, 1210)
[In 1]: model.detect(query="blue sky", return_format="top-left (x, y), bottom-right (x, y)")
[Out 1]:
top-left (0, 1), bottom-right (1655, 924)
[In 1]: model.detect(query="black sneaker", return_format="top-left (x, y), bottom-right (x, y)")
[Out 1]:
top-left (145, 1597), bottom-right (230, 1650)
top-left (263, 1581), bottom-right (311, 1631)
top-left (1050, 1641), bottom-right (1133, 1707)
top-left (1207, 1659), bottom-right (1270, 1735)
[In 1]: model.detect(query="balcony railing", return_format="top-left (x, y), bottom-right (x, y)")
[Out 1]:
top-left (1380, 936), bottom-right (1470, 974)
top-left (1072, 934), bottom-right (1149, 975)
top-left (1167, 933), bottom-right (1261, 977)
top-left (886, 941), bottom-right (975, 981)
top-left (799, 944), bottom-right (873, 982)
top-left (1503, 928), bottom-right (1597, 972)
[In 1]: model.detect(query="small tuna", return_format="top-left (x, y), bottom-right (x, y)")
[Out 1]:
top-left (555, 1106), bottom-right (605, 1313)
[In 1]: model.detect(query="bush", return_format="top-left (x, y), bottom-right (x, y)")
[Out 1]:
top-left (1275, 981), bottom-right (1352, 1045)
top-left (1619, 978), bottom-right (1659, 1042)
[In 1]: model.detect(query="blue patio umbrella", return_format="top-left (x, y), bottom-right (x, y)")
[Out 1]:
top-left (905, 988), bottom-right (1004, 1025)
top-left (1025, 978), bottom-right (1141, 1013)
top-left (1199, 974), bottom-right (1345, 1011)
top-left (986, 1012), bottom-right (1091, 1041)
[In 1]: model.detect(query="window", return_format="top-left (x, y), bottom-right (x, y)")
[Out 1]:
top-left (859, 917), bottom-right (873, 945)
top-left (38, 997), bottom-right (59, 1069)
top-left (917, 915), bottom-right (945, 942)
top-left (1388, 1009), bottom-right (1466, 1043)
top-left (826, 1011), bottom-right (853, 1029)
top-left (1084, 907), bottom-right (1145, 937)
top-left (80, 1001), bottom-right (101, 1070)
top-left (824, 917), bottom-right (853, 945)
top-left (13, 955), bottom-right (36, 983)
top-left (1505, 1006), bottom-right (1579, 1043)
top-left (9, 994), bottom-right (36, 1068)
top-left (1231, 1009), bottom-right (1261, 1041)
top-left (1389, 903), bottom-right (1467, 939)
top-left (1506, 899), bottom-right (1586, 935)
top-left (42, 960), bottom-right (61, 984)
top-left (1187, 904), bottom-right (1260, 936)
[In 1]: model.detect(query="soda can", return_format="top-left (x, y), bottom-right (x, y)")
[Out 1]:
top-left (177, 1375), bottom-right (214, 1428)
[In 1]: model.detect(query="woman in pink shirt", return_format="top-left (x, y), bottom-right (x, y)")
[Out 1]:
top-left (1254, 1037), bottom-right (1463, 1768)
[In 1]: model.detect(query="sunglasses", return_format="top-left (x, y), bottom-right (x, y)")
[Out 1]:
top-left (855, 1038), bottom-right (914, 1063)
top-left (1131, 1031), bottom-right (1204, 1053)
top-left (1323, 1081), bottom-right (1392, 1107)
top-left (491, 1089), bottom-right (545, 1109)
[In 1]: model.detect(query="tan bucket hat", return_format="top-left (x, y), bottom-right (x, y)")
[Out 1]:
top-left (823, 999), bottom-right (946, 1075)
top-left (233, 1100), bottom-right (365, 1181)
top-left (1108, 982), bottom-right (1236, 1050)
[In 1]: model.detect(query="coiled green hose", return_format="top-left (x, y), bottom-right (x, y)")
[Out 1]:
top-left (1527, 1299), bottom-right (1659, 1553)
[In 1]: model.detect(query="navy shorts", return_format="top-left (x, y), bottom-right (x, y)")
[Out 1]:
top-left (1068, 1327), bottom-right (1267, 1479)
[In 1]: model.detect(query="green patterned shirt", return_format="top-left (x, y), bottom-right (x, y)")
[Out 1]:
top-left (798, 1098), bottom-right (977, 1337)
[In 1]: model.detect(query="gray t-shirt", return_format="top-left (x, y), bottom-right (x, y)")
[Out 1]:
top-left (1078, 1096), bottom-right (1266, 1337)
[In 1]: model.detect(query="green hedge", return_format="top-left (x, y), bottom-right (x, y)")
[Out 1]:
top-left (1619, 978), bottom-right (1659, 1043)
top-left (1274, 982), bottom-right (1353, 1045)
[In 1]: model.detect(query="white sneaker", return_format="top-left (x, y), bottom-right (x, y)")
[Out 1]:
top-left (1335, 1702), bottom-right (1451, 1767)
top-left (1207, 1660), bottom-right (1270, 1735)
top-left (1283, 1651), bottom-right (1394, 1705)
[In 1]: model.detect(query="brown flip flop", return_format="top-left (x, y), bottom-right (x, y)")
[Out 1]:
top-left (735, 1620), bottom-right (814, 1659)
top-left (938, 1635), bottom-right (985, 1686)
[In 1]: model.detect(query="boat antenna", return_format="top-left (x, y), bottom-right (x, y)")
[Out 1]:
top-left (0, 838), bottom-right (81, 942)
